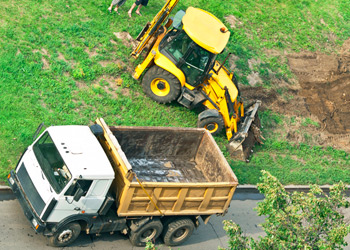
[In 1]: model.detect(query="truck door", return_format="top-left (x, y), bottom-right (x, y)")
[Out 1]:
top-left (46, 179), bottom-right (93, 222)
top-left (82, 179), bottom-right (112, 214)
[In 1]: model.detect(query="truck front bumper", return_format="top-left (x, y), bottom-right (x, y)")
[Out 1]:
top-left (7, 170), bottom-right (46, 233)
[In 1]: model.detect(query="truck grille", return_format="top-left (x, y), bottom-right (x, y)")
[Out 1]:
top-left (17, 164), bottom-right (45, 216)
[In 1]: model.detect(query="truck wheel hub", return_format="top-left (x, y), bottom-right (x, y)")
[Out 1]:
top-left (174, 228), bottom-right (187, 239)
top-left (141, 229), bottom-right (156, 241)
top-left (58, 229), bottom-right (73, 242)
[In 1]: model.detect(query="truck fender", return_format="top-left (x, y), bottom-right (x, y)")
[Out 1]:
top-left (128, 217), bottom-right (151, 232)
top-left (154, 53), bottom-right (186, 86)
top-left (161, 216), bottom-right (199, 229)
top-left (46, 214), bottom-right (95, 236)
top-left (198, 109), bottom-right (221, 121)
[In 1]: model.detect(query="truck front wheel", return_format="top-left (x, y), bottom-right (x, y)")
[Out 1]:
top-left (129, 219), bottom-right (163, 246)
top-left (142, 66), bottom-right (181, 104)
top-left (162, 218), bottom-right (195, 246)
top-left (48, 222), bottom-right (81, 247)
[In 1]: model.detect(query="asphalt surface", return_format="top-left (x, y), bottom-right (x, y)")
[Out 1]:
top-left (1, 186), bottom-right (350, 249)
top-left (0, 186), bottom-right (265, 250)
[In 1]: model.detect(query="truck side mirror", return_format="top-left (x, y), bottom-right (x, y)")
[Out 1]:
top-left (73, 187), bottom-right (84, 202)
top-left (33, 123), bottom-right (45, 141)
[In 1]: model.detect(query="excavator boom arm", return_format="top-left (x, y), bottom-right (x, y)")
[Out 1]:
top-left (131, 0), bottom-right (179, 58)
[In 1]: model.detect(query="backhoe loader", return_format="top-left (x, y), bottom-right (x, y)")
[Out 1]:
top-left (131, 0), bottom-right (262, 160)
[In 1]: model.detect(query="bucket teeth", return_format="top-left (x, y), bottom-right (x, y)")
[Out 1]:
top-left (226, 100), bottom-right (263, 161)
top-left (251, 124), bottom-right (265, 144)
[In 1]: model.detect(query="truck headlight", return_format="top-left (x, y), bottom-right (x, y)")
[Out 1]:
top-left (32, 218), bottom-right (38, 228)
top-left (8, 176), bottom-right (14, 185)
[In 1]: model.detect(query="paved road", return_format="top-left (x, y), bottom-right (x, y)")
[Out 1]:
top-left (0, 195), bottom-right (265, 250)
top-left (1, 191), bottom-right (349, 250)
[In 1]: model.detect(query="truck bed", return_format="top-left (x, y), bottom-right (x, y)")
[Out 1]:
top-left (96, 118), bottom-right (238, 217)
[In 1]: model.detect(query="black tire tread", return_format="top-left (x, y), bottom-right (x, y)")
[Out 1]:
top-left (162, 218), bottom-right (195, 246)
top-left (197, 115), bottom-right (224, 136)
top-left (48, 222), bottom-right (81, 247)
top-left (129, 219), bottom-right (163, 247)
top-left (142, 66), bottom-right (181, 104)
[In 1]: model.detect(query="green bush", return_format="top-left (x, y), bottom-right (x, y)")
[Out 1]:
top-left (221, 171), bottom-right (350, 250)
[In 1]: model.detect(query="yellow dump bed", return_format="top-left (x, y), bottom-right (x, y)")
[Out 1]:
top-left (96, 118), bottom-right (238, 217)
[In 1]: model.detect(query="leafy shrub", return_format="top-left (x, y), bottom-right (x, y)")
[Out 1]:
top-left (221, 171), bottom-right (350, 250)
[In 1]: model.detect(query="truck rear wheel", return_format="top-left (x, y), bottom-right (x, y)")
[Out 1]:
top-left (162, 218), bottom-right (195, 246)
top-left (142, 66), bottom-right (181, 104)
top-left (48, 222), bottom-right (81, 247)
top-left (129, 219), bottom-right (163, 246)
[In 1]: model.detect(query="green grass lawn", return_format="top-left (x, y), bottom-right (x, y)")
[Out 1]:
top-left (1, 0), bottom-right (349, 185)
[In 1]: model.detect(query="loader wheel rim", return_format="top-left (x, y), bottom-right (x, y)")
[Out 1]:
top-left (205, 122), bottom-right (219, 133)
top-left (150, 78), bottom-right (170, 97)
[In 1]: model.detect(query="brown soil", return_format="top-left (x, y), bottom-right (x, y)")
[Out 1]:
top-left (241, 39), bottom-right (350, 152)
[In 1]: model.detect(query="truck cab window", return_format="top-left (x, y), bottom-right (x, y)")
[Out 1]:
top-left (65, 179), bottom-right (93, 197)
top-left (33, 132), bottom-right (72, 194)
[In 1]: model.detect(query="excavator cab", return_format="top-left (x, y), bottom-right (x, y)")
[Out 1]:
top-left (159, 29), bottom-right (215, 87)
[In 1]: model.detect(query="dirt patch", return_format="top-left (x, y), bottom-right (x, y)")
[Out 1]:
top-left (224, 15), bottom-right (242, 28)
top-left (113, 32), bottom-right (138, 49)
top-left (241, 39), bottom-right (350, 152)
top-left (287, 45), bottom-right (350, 134)
top-left (58, 52), bottom-right (68, 62)
top-left (41, 57), bottom-right (50, 70)
top-left (84, 47), bottom-right (98, 58)
top-left (98, 59), bottom-right (124, 68)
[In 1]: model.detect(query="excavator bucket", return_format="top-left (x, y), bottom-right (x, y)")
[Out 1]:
top-left (226, 100), bottom-right (263, 161)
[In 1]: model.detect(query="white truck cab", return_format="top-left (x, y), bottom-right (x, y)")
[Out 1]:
top-left (8, 125), bottom-right (114, 231)
top-left (8, 119), bottom-right (238, 247)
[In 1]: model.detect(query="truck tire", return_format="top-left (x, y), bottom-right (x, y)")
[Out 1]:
top-left (142, 66), bottom-right (181, 104)
top-left (197, 114), bottom-right (224, 136)
top-left (129, 219), bottom-right (163, 246)
top-left (162, 218), bottom-right (195, 246)
top-left (48, 222), bottom-right (81, 247)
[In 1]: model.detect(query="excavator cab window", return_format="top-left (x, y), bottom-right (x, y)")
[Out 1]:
top-left (180, 43), bottom-right (213, 87)
top-left (172, 10), bottom-right (185, 29)
top-left (160, 30), bottom-right (191, 63)
top-left (160, 30), bottom-right (215, 87)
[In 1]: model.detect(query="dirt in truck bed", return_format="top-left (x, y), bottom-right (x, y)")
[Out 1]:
top-left (129, 158), bottom-right (209, 183)
top-left (241, 39), bottom-right (350, 152)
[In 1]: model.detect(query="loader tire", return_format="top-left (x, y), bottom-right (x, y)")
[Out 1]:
top-left (198, 115), bottom-right (224, 136)
top-left (162, 217), bottom-right (195, 246)
top-left (142, 66), bottom-right (181, 104)
top-left (48, 222), bottom-right (81, 247)
top-left (129, 219), bottom-right (163, 247)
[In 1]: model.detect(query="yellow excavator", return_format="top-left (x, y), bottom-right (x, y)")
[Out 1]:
top-left (131, 0), bottom-right (262, 160)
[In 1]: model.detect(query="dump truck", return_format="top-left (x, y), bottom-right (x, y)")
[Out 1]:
top-left (131, 0), bottom-right (262, 161)
top-left (7, 118), bottom-right (238, 247)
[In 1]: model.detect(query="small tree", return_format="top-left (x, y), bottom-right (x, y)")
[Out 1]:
top-left (221, 171), bottom-right (350, 250)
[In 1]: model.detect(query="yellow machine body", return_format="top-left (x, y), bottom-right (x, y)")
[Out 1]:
top-left (131, 1), bottom-right (261, 155)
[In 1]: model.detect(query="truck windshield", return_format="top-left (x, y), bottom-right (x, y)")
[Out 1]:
top-left (33, 132), bottom-right (72, 194)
